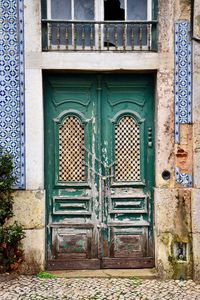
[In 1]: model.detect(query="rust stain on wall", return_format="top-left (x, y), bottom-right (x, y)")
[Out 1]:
top-left (175, 124), bottom-right (192, 175)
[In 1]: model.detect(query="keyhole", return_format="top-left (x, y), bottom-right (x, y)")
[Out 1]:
top-left (162, 170), bottom-right (171, 180)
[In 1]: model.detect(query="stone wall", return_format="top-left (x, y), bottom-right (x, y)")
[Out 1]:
top-left (12, 191), bottom-right (45, 274)
top-left (192, 0), bottom-right (200, 281)
top-left (153, 0), bottom-right (194, 279)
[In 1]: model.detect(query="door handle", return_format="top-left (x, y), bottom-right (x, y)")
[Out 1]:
top-left (148, 127), bottom-right (153, 147)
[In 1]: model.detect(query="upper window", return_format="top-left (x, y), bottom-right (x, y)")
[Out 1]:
top-left (43, 0), bottom-right (157, 51)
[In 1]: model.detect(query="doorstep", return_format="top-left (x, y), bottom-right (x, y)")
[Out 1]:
top-left (48, 268), bottom-right (157, 279)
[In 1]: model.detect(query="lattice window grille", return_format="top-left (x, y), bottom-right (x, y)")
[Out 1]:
top-left (115, 116), bottom-right (141, 182)
top-left (59, 116), bottom-right (85, 182)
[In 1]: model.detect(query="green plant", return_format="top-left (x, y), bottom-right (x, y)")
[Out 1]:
top-left (130, 276), bottom-right (141, 288)
top-left (0, 149), bottom-right (25, 272)
top-left (88, 293), bottom-right (100, 300)
top-left (37, 271), bottom-right (58, 279)
top-left (0, 152), bottom-right (16, 226)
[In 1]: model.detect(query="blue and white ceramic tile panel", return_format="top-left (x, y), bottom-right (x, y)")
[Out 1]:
top-left (174, 21), bottom-right (192, 187)
top-left (0, 0), bottom-right (25, 188)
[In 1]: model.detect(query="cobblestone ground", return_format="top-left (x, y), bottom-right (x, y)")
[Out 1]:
top-left (0, 276), bottom-right (200, 300)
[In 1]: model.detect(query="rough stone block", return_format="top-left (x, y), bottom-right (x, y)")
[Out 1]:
top-left (154, 188), bottom-right (191, 236)
top-left (19, 228), bottom-right (45, 274)
top-left (192, 189), bottom-right (200, 233)
top-left (193, 124), bottom-right (200, 188)
top-left (155, 233), bottom-right (192, 280)
top-left (155, 234), bottom-right (172, 279)
top-left (155, 188), bottom-right (193, 279)
top-left (12, 190), bottom-right (45, 229)
top-left (193, 233), bottom-right (200, 281)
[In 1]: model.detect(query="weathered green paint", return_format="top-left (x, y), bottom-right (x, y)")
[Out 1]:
top-left (41, 0), bottom-right (48, 50)
top-left (152, 0), bottom-right (158, 20)
top-left (44, 73), bottom-right (155, 269)
top-left (41, 0), bottom-right (47, 19)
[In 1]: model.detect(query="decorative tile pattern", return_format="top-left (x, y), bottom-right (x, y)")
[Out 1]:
top-left (175, 168), bottom-right (192, 188)
top-left (174, 21), bottom-right (192, 143)
top-left (174, 21), bottom-right (192, 187)
top-left (0, 0), bottom-right (25, 188)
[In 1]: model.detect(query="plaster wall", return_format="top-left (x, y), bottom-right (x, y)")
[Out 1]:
top-left (153, 0), bottom-right (193, 279)
top-left (14, 0), bottom-right (197, 277)
top-left (192, 0), bottom-right (200, 281)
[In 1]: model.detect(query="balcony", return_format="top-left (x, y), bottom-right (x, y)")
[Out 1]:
top-left (42, 20), bottom-right (157, 52)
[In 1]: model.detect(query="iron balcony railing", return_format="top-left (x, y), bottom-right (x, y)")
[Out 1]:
top-left (42, 20), bottom-right (157, 52)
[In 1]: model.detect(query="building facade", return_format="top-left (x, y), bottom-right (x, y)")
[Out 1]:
top-left (1, 0), bottom-right (200, 279)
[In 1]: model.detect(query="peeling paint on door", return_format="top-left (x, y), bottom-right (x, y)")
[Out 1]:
top-left (44, 73), bottom-right (155, 269)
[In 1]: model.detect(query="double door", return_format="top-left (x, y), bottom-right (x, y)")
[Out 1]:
top-left (44, 74), bottom-right (154, 269)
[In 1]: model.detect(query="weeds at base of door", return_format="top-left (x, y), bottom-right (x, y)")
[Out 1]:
top-left (36, 271), bottom-right (58, 279)
top-left (88, 292), bottom-right (101, 300)
top-left (130, 276), bottom-right (142, 288)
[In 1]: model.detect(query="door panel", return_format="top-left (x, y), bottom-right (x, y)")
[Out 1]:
top-left (44, 74), bottom-right (100, 269)
top-left (100, 75), bottom-right (154, 267)
top-left (44, 73), bottom-right (154, 269)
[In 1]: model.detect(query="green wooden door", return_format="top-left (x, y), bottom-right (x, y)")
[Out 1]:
top-left (44, 73), bottom-right (154, 269)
